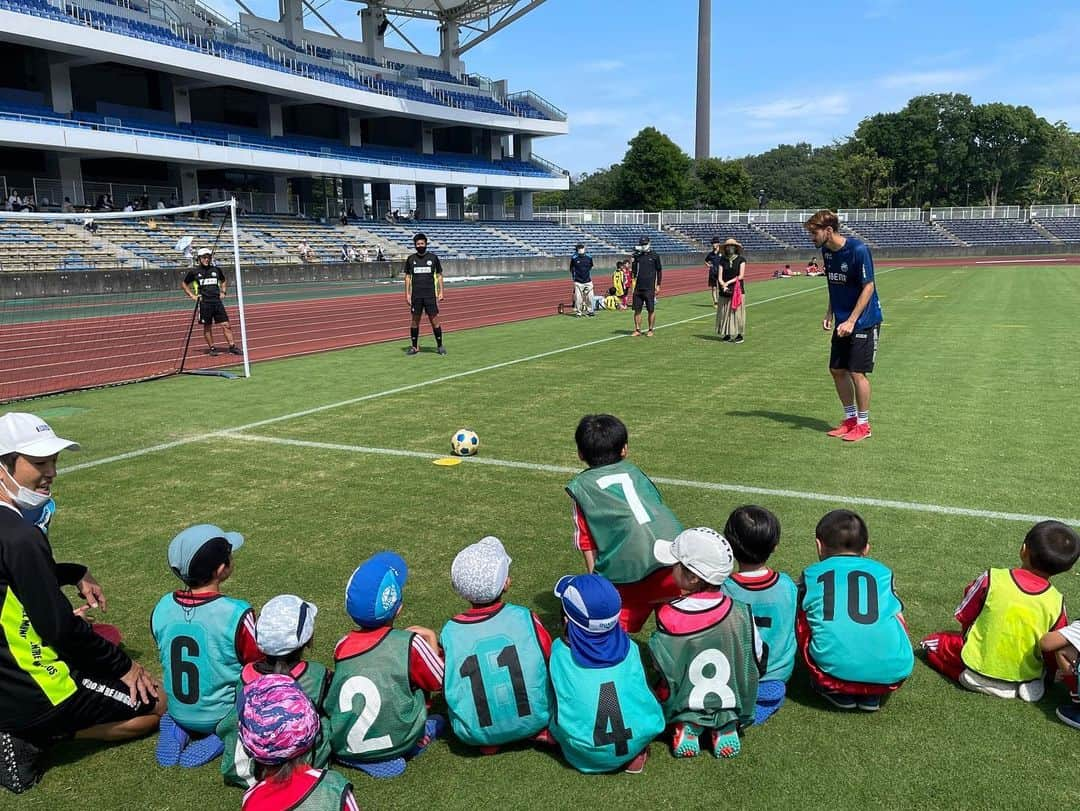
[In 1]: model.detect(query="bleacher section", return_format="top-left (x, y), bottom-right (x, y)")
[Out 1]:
top-left (0, 0), bottom-right (559, 121)
top-left (0, 103), bottom-right (558, 180)
top-left (666, 222), bottom-right (785, 252)
top-left (1030, 218), bottom-right (1080, 242)
top-left (845, 220), bottom-right (956, 247)
top-left (489, 221), bottom-right (613, 256)
top-left (0, 220), bottom-right (131, 270)
top-left (753, 222), bottom-right (819, 250)
top-left (935, 219), bottom-right (1049, 245)
top-left (571, 225), bottom-right (693, 254)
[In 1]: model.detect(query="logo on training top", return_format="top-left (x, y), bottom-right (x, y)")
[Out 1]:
top-left (840, 262), bottom-right (848, 273)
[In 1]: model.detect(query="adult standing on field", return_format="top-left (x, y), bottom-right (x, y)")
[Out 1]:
top-left (0, 413), bottom-right (163, 794)
top-left (182, 248), bottom-right (241, 357)
top-left (569, 243), bottom-right (594, 317)
top-left (716, 238), bottom-right (747, 344)
top-left (804, 209), bottom-right (882, 443)
top-left (631, 236), bottom-right (662, 337)
top-left (704, 236), bottom-right (723, 308)
top-left (404, 232), bottom-right (446, 355)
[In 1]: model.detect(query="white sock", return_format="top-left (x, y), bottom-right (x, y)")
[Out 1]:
top-left (857, 411), bottom-right (869, 425)
top-left (844, 405), bottom-right (856, 420)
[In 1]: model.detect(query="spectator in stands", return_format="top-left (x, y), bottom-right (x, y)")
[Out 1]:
top-left (123, 201), bottom-right (135, 213)
top-left (0, 414), bottom-right (164, 795)
top-left (8, 191), bottom-right (24, 212)
top-left (83, 218), bottom-right (98, 235)
top-left (340, 211), bottom-right (349, 226)
top-left (342, 244), bottom-right (358, 263)
top-left (20, 195), bottom-right (37, 213)
top-left (376, 248), bottom-right (386, 262)
top-left (103, 193), bottom-right (115, 211)
top-left (61, 197), bottom-right (73, 214)
top-left (297, 241), bottom-right (314, 262)
top-left (157, 199), bottom-right (166, 211)
top-left (346, 204), bottom-right (358, 220)
top-left (359, 247), bottom-right (370, 262)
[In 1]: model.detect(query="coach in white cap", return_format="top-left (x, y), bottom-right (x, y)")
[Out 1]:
top-left (0, 413), bottom-right (164, 795)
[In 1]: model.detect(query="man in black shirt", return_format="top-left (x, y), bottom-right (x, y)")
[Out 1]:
top-left (569, 243), bottom-right (595, 317)
top-left (0, 413), bottom-right (162, 794)
top-left (404, 232), bottom-right (446, 355)
top-left (704, 236), bottom-right (723, 308)
top-left (181, 249), bottom-right (241, 357)
top-left (630, 236), bottom-right (663, 337)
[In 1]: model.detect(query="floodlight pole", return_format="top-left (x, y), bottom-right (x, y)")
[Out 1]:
top-left (695, 0), bottom-right (711, 160)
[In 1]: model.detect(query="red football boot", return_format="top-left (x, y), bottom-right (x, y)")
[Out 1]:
top-left (826, 417), bottom-right (857, 438)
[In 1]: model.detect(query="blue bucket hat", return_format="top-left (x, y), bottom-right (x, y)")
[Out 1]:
top-left (345, 551), bottom-right (409, 628)
top-left (554, 573), bottom-right (629, 669)
top-left (168, 524), bottom-right (244, 582)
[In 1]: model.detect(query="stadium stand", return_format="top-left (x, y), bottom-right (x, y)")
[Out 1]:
top-left (572, 225), bottom-right (694, 253)
top-left (666, 222), bottom-right (786, 252)
top-left (1029, 217), bottom-right (1080, 242)
top-left (487, 221), bottom-right (614, 256)
top-left (752, 222), bottom-right (819, 250)
top-left (0, 220), bottom-right (133, 271)
top-left (845, 220), bottom-right (958, 248)
top-left (935, 218), bottom-right (1051, 246)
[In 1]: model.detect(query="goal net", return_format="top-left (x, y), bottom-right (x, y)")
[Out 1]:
top-left (0, 199), bottom-right (250, 403)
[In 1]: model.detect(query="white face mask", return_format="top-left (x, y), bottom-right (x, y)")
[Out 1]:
top-left (0, 463), bottom-right (50, 510)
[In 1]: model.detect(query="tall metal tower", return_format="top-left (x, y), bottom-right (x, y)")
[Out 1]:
top-left (695, 0), bottom-right (711, 160)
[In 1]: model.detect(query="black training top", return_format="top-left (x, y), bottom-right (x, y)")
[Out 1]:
top-left (631, 250), bottom-right (663, 292)
top-left (705, 250), bottom-right (723, 279)
top-left (0, 505), bottom-right (131, 732)
top-left (184, 266), bottom-right (226, 301)
top-left (404, 251), bottom-right (443, 298)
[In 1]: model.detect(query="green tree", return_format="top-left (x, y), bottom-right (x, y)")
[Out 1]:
top-left (690, 158), bottom-right (755, 210)
top-left (969, 103), bottom-right (1051, 206)
top-left (839, 145), bottom-right (896, 208)
top-left (616, 127), bottom-right (692, 210)
top-left (740, 143), bottom-right (843, 209)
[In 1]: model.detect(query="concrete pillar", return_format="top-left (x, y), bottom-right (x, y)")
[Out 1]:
top-left (446, 186), bottom-right (465, 220)
top-left (281, 0), bottom-right (304, 44)
top-left (481, 132), bottom-right (502, 162)
top-left (56, 154), bottom-right (84, 205)
top-left (415, 183), bottom-right (436, 220)
top-left (359, 8), bottom-right (385, 61)
top-left (347, 112), bottom-right (363, 147)
top-left (178, 166), bottom-right (199, 205)
top-left (266, 102), bottom-right (283, 138)
top-left (172, 84), bottom-right (192, 125)
top-left (347, 179), bottom-right (365, 213)
top-left (420, 126), bottom-right (434, 155)
top-left (273, 175), bottom-right (291, 213)
top-left (48, 58), bottom-right (73, 115)
top-left (371, 182), bottom-right (392, 218)
top-left (517, 135), bottom-right (533, 162)
top-left (439, 21), bottom-right (459, 72)
top-left (513, 190), bottom-right (533, 221)
top-left (477, 188), bottom-right (505, 221)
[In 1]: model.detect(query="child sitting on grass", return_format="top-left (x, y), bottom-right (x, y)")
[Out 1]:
top-left (721, 505), bottom-right (797, 725)
top-left (440, 536), bottom-right (553, 754)
top-left (238, 675), bottom-right (359, 811)
top-left (798, 510), bottom-right (914, 711)
top-left (548, 573), bottom-right (664, 774)
top-left (326, 552), bottom-right (444, 779)
top-left (151, 524), bottom-right (260, 768)
top-left (922, 521), bottom-right (1079, 702)
top-left (1041, 618), bottom-right (1080, 728)
top-left (566, 414), bottom-right (684, 632)
top-left (218, 595), bottom-right (332, 788)
top-left (649, 528), bottom-right (760, 759)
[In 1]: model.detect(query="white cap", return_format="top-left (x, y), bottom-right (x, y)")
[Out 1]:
top-left (654, 527), bottom-right (734, 586)
top-left (197, 248), bottom-right (212, 257)
top-left (0, 413), bottom-right (80, 458)
top-left (256, 595), bottom-right (318, 657)
top-left (451, 536), bottom-right (512, 604)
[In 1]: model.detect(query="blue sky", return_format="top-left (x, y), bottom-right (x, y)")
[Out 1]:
top-left (211, 0), bottom-right (1080, 175)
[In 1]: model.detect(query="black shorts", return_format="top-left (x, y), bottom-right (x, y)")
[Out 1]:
top-left (632, 290), bottom-right (656, 313)
top-left (410, 296), bottom-right (439, 316)
top-left (707, 272), bottom-right (718, 289)
top-left (830, 324), bottom-right (880, 373)
top-left (17, 672), bottom-right (158, 745)
top-left (199, 299), bottom-right (229, 324)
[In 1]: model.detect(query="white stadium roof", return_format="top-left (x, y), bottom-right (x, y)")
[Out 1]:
top-left (352, 1), bottom-right (548, 52)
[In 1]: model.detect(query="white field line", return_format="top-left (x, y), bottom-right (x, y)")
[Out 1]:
top-left (60, 279), bottom-right (838, 476)
top-left (973, 258), bottom-right (1070, 265)
top-left (226, 433), bottom-right (1080, 527)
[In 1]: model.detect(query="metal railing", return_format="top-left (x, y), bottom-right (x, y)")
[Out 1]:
top-left (529, 153), bottom-right (568, 177)
top-left (660, 210), bottom-right (743, 224)
top-left (840, 208), bottom-right (922, 222)
top-left (506, 90), bottom-right (567, 122)
top-left (536, 210), bottom-right (658, 226)
top-left (202, 189), bottom-right (299, 215)
top-left (1030, 205), bottom-right (1080, 219)
top-left (746, 209), bottom-right (819, 223)
top-left (930, 205), bottom-right (1023, 220)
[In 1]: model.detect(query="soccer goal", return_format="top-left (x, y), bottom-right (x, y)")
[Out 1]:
top-left (0, 199), bottom-right (251, 403)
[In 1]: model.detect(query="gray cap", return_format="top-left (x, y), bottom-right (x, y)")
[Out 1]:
top-left (654, 527), bottom-right (735, 586)
top-left (451, 536), bottom-right (512, 604)
top-left (167, 524), bottom-right (244, 581)
top-left (256, 595), bottom-right (318, 657)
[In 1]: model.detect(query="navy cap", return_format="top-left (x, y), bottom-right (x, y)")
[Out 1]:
top-left (168, 524), bottom-right (244, 581)
top-left (345, 551), bottom-right (409, 628)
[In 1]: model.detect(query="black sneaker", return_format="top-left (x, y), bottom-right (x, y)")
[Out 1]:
top-left (0, 731), bottom-right (44, 794)
top-left (227, 346), bottom-right (242, 356)
top-left (207, 347), bottom-right (219, 357)
top-left (406, 346), bottom-right (420, 356)
top-left (734, 335), bottom-right (744, 344)
top-left (437, 346), bottom-right (447, 355)
top-left (721, 335), bottom-right (732, 342)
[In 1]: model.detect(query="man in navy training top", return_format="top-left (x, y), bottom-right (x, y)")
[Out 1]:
top-left (569, 243), bottom-right (595, 317)
top-left (803, 209), bottom-right (883, 443)
top-left (404, 232), bottom-right (446, 355)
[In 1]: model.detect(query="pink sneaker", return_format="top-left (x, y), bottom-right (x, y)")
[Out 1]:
top-left (827, 417), bottom-right (857, 438)
top-left (843, 423), bottom-right (872, 443)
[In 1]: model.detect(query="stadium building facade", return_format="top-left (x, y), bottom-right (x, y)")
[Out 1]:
top-left (0, 0), bottom-right (569, 218)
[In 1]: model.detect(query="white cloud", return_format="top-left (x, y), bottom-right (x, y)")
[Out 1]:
top-left (569, 107), bottom-right (631, 128)
top-left (739, 94), bottom-right (848, 120)
top-left (877, 68), bottom-right (987, 89)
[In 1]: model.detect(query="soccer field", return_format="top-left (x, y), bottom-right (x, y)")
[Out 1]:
top-left (15, 261), bottom-right (1080, 810)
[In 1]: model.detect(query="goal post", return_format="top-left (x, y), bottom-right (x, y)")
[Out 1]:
top-left (0, 198), bottom-right (250, 403)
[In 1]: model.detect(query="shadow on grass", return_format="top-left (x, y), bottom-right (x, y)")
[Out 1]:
top-left (727, 410), bottom-right (833, 432)
top-left (532, 590), bottom-right (565, 632)
top-left (694, 333), bottom-right (724, 342)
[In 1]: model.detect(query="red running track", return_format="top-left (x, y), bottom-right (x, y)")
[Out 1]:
top-left (3, 265), bottom-right (733, 401)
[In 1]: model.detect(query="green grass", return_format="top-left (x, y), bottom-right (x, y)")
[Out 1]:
top-left (12, 263), bottom-right (1080, 809)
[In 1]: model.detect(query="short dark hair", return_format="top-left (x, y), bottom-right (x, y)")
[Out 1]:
top-left (575, 414), bottom-right (628, 468)
top-left (816, 509), bottom-right (869, 554)
top-left (413, 232), bottom-right (427, 243)
top-left (0, 453), bottom-right (17, 473)
top-left (1024, 521), bottom-right (1080, 575)
top-left (176, 537), bottom-right (232, 588)
top-left (724, 505), bottom-right (781, 566)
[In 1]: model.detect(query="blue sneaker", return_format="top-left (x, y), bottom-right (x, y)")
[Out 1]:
top-left (341, 757), bottom-right (407, 779)
top-left (857, 695), bottom-right (882, 712)
top-left (754, 680), bottom-right (787, 725)
top-left (1056, 704), bottom-right (1080, 730)
top-left (178, 734), bottom-right (224, 768)
top-left (155, 714), bottom-right (189, 767)
top-left (408, 714), bottom-right (446, 759)
top-left (816, 689), bottom-right (857, 710)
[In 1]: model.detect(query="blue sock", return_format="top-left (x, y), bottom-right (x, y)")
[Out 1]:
top-left (753, 680), bottom-right (787, 726)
